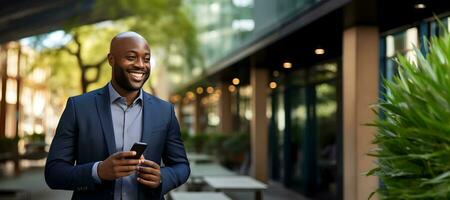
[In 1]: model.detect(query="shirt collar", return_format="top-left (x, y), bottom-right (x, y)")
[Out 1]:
top-left (108, 82), bottom-right (143, 105)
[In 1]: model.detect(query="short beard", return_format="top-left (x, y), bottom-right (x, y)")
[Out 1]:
top-left (113, 66), bottom-right (146, 92)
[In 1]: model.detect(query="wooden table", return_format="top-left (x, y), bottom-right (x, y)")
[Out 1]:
top-left (204, 176), bottom-right (267, 200)
top-left (170, 192), bottom-right (231, 200)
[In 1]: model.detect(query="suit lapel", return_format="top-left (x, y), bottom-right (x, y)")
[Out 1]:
top-left (141, 92), bottom-right (154, 147)
top-left (95, 86), bottom-right (116, 155)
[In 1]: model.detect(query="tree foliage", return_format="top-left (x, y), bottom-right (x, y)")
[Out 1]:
top-left (33, 23), bottom-right (124, 98)
top-left (32, 0), bottom-right (201, 98)
top-left (94, 0), bottom-right (202, 91)
top-left (368, 29), bottom-right (450, 199)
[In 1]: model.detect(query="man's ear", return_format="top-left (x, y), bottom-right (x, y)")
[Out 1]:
top-left (107, 53), bottom-right (114, 66)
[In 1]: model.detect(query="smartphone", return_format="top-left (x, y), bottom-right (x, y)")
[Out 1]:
top-left (129, 142), bottom-right (147, 159)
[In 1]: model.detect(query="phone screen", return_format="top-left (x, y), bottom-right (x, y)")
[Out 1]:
top-left (129, 142), bottom-right (147, 159)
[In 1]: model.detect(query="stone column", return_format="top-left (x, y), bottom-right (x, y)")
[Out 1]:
top-left (250, 65), bottom-right (269, 182)
top-left (218, 82), bottom-right (232, 134)
top-left (193, 94), bottom-right (205, 133)
top-left (343, 26), bottom-right (379, 200)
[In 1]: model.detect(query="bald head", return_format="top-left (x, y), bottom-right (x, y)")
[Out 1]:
top-left (107, 31), bottom-right (151, 95)
top-left (110, 31), bottom-right (149, 55)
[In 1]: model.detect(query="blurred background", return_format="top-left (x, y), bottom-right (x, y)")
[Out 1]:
top-left (0, 0), bottom-right (449, 200)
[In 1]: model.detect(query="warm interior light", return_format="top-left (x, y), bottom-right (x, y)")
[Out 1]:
top-left (170, 95), bottom-right (181, 103)
top-left (207, 86), bottom-right (214, 94)
top-left (283, 62), bottom-right (292, 69)
top-left (232, 78), bottom-right (240, 85)
top-left (228, 85), bottom-right (236, 92)
top-left (201, 97), bottom-right (208, 105)
top-left (196, 87), bottom-right (204, 94)
top-left (315, 48), bottom-right (325, 55)
top-left (414, 3), bottom-right (426, 9)
top-left (186, 91), bottom-right (195, 100)
top-left (215, 89), bottom-right (222, 96)
top-left (269, 81), bottom-right (277, 89)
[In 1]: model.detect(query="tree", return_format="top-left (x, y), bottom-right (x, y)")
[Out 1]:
top-left (92, 0), bottom-right (203, 93)
top-left (31, 0), bottom-right (202, 97)
top-left (31, 22), bottom-right (125, 99)
top-left (60, 32), bottom-right (107, 93)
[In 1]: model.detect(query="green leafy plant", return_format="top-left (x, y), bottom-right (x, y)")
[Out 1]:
top-left (24, 132), bottom-right (45, 143)
top-left (185, 132), bottom-right (209, 153)
top-left (222, 132), bottom-right (250, 156)
top-left (204, 131), bottom-right (227, 156)
top-left (367, 29), bottom-right (450, 199)
top-left (222, 132), bottom-right (249, 169)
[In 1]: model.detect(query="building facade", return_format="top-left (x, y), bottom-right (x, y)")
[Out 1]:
top-left (172, 0), bottom-right (450, 199)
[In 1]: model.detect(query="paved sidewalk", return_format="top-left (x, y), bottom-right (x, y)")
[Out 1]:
top-left (0, 166), bottom-right (309, 200)
top-left (264, 181), bottom-right (309, 200)
top-left (0, 167), bottom-right (71, 200)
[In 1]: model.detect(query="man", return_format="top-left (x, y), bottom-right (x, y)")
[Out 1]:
top-left (45, 32), bottom-right (190, 200)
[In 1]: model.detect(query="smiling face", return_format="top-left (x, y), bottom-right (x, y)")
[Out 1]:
top-left (108, 32), bottom-right (151, 93)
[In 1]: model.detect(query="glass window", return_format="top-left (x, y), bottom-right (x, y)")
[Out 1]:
top-left (269, 61), bottom-right (339, 198)
top-left (181, 0), bottom-right (322, 85)
top-left (383, 27), bottom-right (419, 83)
top-left (381, 15), bottom-right (450, 96)
top-left (430, 16), bottom-right (450, 36)
top-left (6, 48), bottom-right (19, 78)
top-left (231, 85), bottom-right (251, 132)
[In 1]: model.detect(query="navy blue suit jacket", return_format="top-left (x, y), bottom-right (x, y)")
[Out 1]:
top-left (45, 85), bottom-right (190, 200)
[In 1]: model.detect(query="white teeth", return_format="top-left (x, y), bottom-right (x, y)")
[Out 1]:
top-left (130, 72), bottom-right (144, 79)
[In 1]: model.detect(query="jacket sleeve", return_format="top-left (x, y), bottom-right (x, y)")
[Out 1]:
top-left (45, 97), bottom-right (97, 191)
top-left (158, 104), bottom-right (191, 197)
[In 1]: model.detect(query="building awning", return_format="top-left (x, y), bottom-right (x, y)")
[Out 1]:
top-left (0, 0), bottom-right (107, 44)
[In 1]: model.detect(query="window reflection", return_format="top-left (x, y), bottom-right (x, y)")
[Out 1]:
top-left (384, 27), bottom-right (419, 82)
top-left (183, 0), bottom-right (322, 82)
top-left (269, 61), bottom-right (338, 199)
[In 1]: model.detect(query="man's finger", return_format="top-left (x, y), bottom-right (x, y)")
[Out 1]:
top-left (116, 171), bottom-right (136, 178)
top-left (138, 173), bottom-right (159, 182)
top-left (142, 160), bottom-right (160, 169)
top-left (138, 166), bottom-right (160, 176)
top-left (137, 177), bottom-right (159, 188)
top-left (114, 151), bottom-right (136, 159)
top-left (114, 165), bottom-right (137, 172)
top-left (115, 158), bottom-right (140, 166)
top-left (139, 155), bottom-right (145, 164)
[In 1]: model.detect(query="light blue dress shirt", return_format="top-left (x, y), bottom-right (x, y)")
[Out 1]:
top-left (91, 82), bottom-right (143, 200)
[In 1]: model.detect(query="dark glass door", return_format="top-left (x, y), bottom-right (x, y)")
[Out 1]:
top-left (269, 62), bottom-right (339, 199)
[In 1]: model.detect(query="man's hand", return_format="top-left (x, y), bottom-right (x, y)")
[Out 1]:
top-left (137, 159), bottom-right (161, 188)
top-left (98, 151), bottom-right (141, 181)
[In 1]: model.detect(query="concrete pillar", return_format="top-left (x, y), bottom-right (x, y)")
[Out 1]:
top-left (218, 82), bottom-right (232, 134)
top-left (250, 65), bottom-right (268, 182)
top-left (342, 26), bottom-right (379, 200)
